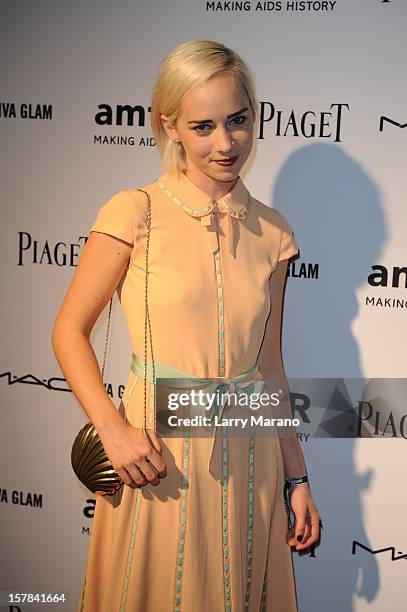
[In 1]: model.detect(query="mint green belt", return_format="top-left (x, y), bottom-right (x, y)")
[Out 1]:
top-left (130, 353), bottom-right (266, 471)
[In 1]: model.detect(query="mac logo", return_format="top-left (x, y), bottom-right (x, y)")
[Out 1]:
top-left (353, 541), bottom-right (407, 561)
top-left (379, 116), bottom-right (406, 132)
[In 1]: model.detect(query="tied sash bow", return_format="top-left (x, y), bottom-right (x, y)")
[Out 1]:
top-left (130, 353), bottom-right (266, 474)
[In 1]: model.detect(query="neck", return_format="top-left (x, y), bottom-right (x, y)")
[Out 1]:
top-left (184, 167), bottom-right (239, 201)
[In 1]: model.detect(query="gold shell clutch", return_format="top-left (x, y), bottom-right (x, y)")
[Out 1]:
top-left (71, 422), bottom-right (122, 496)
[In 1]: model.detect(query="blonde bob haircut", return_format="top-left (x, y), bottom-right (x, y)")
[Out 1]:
top-left (150, 39), bottom-right (258, 176)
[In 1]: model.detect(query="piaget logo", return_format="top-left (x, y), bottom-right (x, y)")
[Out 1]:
top-left (258, 102), bottom-right (349, 142)
top-left (17, 232), bottom-right (88, 266)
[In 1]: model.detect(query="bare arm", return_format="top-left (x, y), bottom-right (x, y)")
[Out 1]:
top-left (51, 230), bottom-right (167, 487)
top-left (258, 259), bottom-right (321, 550)
top-left (52, 231), bottom-right (131, 432)
top-left (258, 259), bottom-right (306, 479)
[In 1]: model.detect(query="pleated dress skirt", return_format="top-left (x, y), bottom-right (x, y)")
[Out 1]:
top-left (78, 354), bottom-right (298, 612)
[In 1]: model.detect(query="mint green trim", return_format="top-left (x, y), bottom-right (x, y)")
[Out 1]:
top-left (174, 424), bottom-right (191, 610)
top-left (158, 179), bottom-right (216, 217)
top-left (157, 178), bottom-right (251, 219)
top-left (218, 197), bottom-right (250, 219)
top-left (120, 488), bottom-right (143, 611)
top-left (222, 425), bottom-right (231, 611)
top-left (214, 251), bottom-right (226, 377)
top-left (244, 428), bottom-right (256, 610)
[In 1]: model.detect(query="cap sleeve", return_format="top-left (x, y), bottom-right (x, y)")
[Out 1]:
top-left (275, 210), bottom-right (299, 262)
top-left (89, 190), bottom-right (135, 245)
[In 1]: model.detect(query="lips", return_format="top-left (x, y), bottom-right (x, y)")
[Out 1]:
top-left (214, 156), bottom-right (238, 166)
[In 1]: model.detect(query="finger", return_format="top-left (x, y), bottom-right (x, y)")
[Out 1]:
top-left (286, 526), bottom-right (295, 542)
top-left (116, 468), bottom-right (133, 488)
top-left (294, 513), bottom-right (307, 544)
top-left (308, 514), bottom-right (322, 543)
top-left (118, 466), bottom-right (147, 488)
top-left (299, 514), bottom-right (321, 548)
top-left (139, 429), bottom-right (167, 478)
top-left (286, 527), bottom-right (298, 548)
top-left (146, 429), bottom-right (162, 454)
top-left (128, 465), bottom-right (148, 487)
top-left (146, 447), bottom-right (168, 478)
top-left (296, 521), bottom-right (311, 548)
top-left (137, 458), bottom-right (161, 484)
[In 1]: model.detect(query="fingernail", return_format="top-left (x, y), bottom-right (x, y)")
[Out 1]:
top-left (296, 535), bottom-right (303, 542)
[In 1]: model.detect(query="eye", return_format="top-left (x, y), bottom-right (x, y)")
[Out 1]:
top-left (192, 115), bottom-right (248, 134)
top-left (193, 123), bottom-right (211, 133)
top-left (230, 115), bottom-right (247, 126)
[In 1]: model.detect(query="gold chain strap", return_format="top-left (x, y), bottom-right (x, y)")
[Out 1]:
top-left (100, 188), bottom-right (154, 433)
top-left (138, 188), bottom-right (155, 432)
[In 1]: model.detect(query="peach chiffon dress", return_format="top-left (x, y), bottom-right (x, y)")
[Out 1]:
top-left (78, 169), bottom-right (300, 612)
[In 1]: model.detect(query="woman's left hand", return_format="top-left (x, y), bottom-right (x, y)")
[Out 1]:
top-left (286, 484), bottom-right (321, 551)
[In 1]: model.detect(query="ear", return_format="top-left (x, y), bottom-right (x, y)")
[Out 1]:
top-left (160, 113), bottom-right (181, 144)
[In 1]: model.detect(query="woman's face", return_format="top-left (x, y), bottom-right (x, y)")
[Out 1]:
top-left (161, 72), bottom-right (256, 185)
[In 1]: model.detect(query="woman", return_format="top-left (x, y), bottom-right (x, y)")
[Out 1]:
top-left (52, 39), bottom-right (321, 611)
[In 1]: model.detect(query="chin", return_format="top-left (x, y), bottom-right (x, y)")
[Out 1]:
top-left (210, 168), bottom-right (240, 181)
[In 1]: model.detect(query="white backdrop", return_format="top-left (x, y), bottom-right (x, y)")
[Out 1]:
top-left (1, 1), bottom-right (406, 611)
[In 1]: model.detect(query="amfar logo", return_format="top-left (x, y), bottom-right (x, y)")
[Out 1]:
top-left (367, 265), bottom-right (407, 288)
top-left (366, 266), bottom-right (407, 309)
top-left (84, 499), bottom-right (96, 519)
top-left (95, 104), bottom-right (151, 127)
top-left (353, 541), bottom-right (407, 561)
top-left (94, 104), bottom-right (156, 146)
top-left (94, 102), bottom-right (349, 142)
top-left (0, 102), bottom-right (52, 119)
top-left (82, 498), bottom-right (96, 535)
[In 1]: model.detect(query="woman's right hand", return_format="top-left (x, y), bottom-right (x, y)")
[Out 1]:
top-left (99, 421), bottom-right (168, 488)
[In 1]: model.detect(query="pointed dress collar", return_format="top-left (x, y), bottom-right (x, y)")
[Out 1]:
top-left (156, 170), bottom-right (251, 257)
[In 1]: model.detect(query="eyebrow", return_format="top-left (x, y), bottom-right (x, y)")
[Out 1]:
top-left (187, 106), bottom-right (249, 124)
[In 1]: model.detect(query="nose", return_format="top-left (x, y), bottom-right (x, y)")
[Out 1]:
top-left (213, 125), bottom-right (235, 155)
